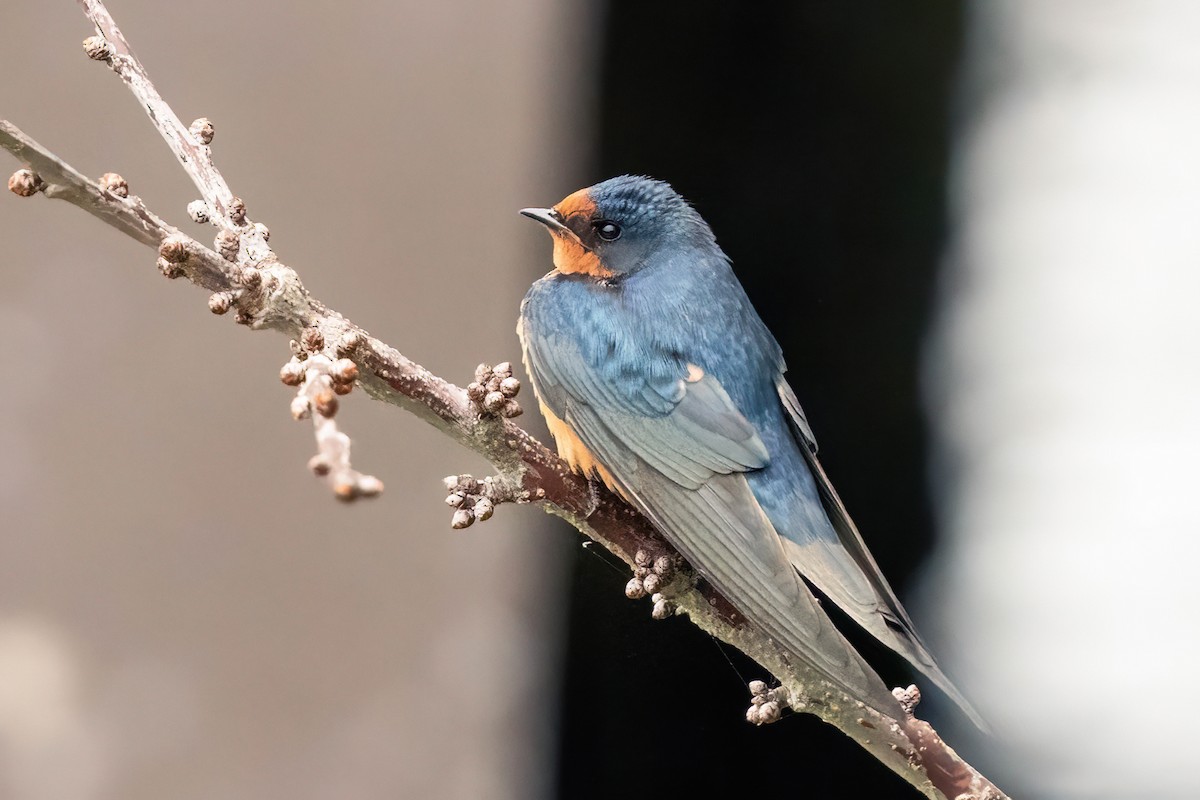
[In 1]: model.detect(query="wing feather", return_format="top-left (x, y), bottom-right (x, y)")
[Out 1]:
top-left (522, 321), bottom-right (901, 714)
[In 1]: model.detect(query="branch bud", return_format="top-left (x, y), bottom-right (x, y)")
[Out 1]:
top-left (187, 200), bottom-right (211, 224)
top-left (8, 169), bottom-right (45, 197)
top-left (651, 598), bottom-right (674, 620)
top-left (473, 497), bottom-right (494, 521)
top-left (333, 359), bottom-right (359, 384)
top-left (189, 117), bottom-right (215, 145)
top-left (290, 395), bottom-right (311, 420)
top-left (301, 327), bottom-right (325, 353)
top-left (158, 235), bottom-right (189, 263)
top-left (336, 330), bottom-right (361, 356)
top-left (313, 390), bottom-right (338, 418)
top-left (756, 701), bottom-right (781, 724)
top-left (99, 172), bottom-right (128, 198)
top-left (228, 196), bottom-right (246, 225)
top-left (357, 476), bottom-right (383, 497)
top-left (157, 257), bottom-right (184, 279)
top-left (215, 230), bottom-right (239, 262)
top-left (208, 291), bottom-right (235, 315)
top-left (333, 480), bottom-right (359, 502)
top-left (280, 360), bottom-right (306, 386)
top-left (82, 35), bottom-right (113, 60)
top-left (233, 266), bottom-right (261, 288)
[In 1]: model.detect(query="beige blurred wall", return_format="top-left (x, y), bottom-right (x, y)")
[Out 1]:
top-left (0, 2), bottom-right (596, 798)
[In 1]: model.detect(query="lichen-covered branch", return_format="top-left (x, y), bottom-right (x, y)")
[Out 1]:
top-left (0, 3), bottom-right (1007, 798)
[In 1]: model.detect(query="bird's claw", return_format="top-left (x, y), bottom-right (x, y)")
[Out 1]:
top-left (467, 361), bottom-right (522, 418)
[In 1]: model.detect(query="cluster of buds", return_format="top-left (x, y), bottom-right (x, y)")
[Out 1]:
top-left (624, 548), bottom-right (681, 613)
top-left (282, 352), bottom-right (359, 418)
top-left (746, 680), bottom-right (788, 725)
top-left (442, 474), bottom-right (499, 529)
top-left (892, 684), bottom-right (921, 717)
top-left (467, 362), bottom-right (521, 418)
top-left (281, 342), bottom-right (380, 502)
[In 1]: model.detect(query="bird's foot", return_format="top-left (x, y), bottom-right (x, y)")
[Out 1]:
top-left (892, 684), bottom-right (921, 717)
top-left (745, 680), bottom-right (789, 725)
top-left (584, 476), bottom-right (601, 517)
top-left (441, 473), bottom-right (520, 529)
top-left (467, 361), bottom-right (522, 418)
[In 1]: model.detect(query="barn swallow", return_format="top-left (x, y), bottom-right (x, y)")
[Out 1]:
top-left (518, 175), bottom-right (983, 726)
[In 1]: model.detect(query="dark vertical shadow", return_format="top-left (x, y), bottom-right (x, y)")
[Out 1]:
top-left (556, 3), bottom-right (964, 797)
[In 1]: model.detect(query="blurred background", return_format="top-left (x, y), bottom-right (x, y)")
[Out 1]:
top-left (4, 2), bottom-right (1199, 799)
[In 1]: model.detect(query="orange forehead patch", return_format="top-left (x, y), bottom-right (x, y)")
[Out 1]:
top-left (554, 188), bottom-right (596, 221)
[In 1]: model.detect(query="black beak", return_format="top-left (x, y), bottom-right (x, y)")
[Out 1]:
top-left (520, 207), bottom-right (579, 241)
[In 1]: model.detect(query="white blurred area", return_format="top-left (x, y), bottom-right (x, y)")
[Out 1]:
top-left (928, 2), bottom-right (1200, 797)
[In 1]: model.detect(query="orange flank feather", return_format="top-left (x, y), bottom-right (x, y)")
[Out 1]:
top-left (538, 400), bottom-right (625, 497)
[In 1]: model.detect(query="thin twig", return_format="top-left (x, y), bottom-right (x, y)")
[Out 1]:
top-left (0, 4), bottom-right (1008, 797)
top-left (80, 0), bottom-right (233, 219)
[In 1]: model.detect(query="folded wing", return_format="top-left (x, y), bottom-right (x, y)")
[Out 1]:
top-left (521, 325), bottom-right (902, 715)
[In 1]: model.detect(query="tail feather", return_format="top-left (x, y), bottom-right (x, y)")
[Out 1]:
top-left (776, 379), bottom-right (990, 731)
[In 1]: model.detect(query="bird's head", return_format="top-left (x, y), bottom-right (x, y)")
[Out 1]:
top-left (521, 175), bottom-right (714, 279)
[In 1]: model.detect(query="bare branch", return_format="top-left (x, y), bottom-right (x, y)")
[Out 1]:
top-left (0, 2), bottom-right (1008, 797)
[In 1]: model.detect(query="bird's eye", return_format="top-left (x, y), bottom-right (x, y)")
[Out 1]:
top-left (593, 220), bottom-right (622, 241)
